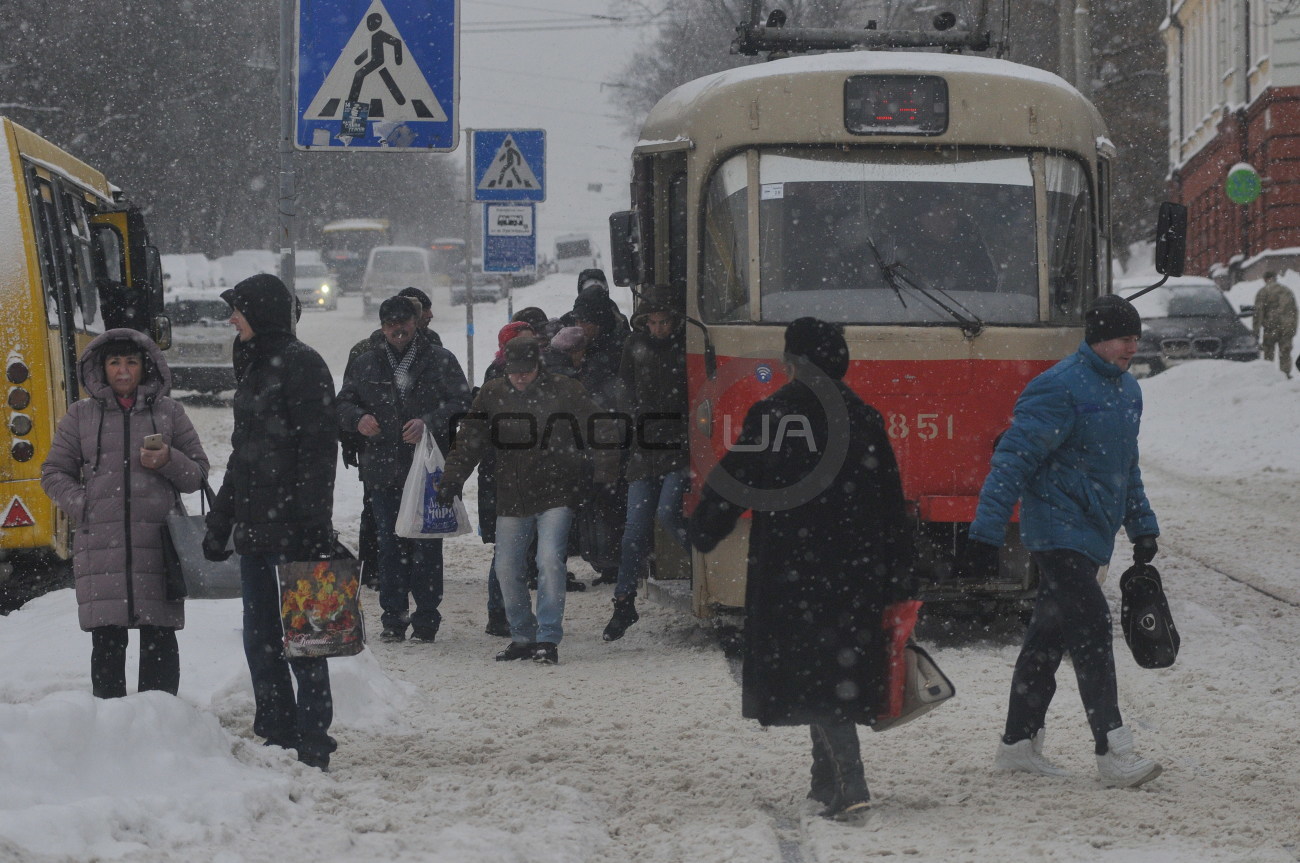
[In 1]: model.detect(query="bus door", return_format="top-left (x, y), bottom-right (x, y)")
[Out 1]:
top-left (89, 207), bottom-right (168, 344)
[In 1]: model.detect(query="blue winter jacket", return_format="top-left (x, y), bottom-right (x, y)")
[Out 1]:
top-left (969, 342), bottom-right (1159, 565)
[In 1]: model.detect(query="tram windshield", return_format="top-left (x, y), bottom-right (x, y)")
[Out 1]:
top-left (701, 149), bottom-right (1093, 325)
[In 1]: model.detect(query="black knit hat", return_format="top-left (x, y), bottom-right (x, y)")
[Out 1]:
top-left (1085, 295), bottom-right (1142, 345)
top-left (572, 287), bottom-right (615, 332)
top-left (379, 295), bottom-right (417, 323)
top-left (784, 317), bottom-right (849, 380)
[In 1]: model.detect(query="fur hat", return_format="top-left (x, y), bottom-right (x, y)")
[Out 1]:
top-left (783, 317), bottom-right (849, 380)
top-left (549, 326), bottom-right (587, 353)
top-left (397, 286), bottom-right (432, 310)
top-left (1085, 295), bottom-right (1142, 345)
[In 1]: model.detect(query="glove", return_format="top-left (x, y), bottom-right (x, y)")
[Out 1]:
top-left (202, 528), bottom-right (233, 562)
top-left (1133, 535), bottom-right (1158, 564)
top-left (434, 483), bottom-right (460, 507)
top-left (296, 523), bottom-right (336, 562)
top-left (954, 540), bottom-right (1000, 580)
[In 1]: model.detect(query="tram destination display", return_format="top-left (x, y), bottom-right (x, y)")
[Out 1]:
top-left (844, 75), bottom-right (948, 135)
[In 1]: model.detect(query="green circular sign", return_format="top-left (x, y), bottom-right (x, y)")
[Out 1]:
top-left (1226, 164), bottom-right (1262, 205)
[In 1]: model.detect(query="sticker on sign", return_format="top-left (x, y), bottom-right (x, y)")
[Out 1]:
top-left (487, 205), bottom-right (534, 237)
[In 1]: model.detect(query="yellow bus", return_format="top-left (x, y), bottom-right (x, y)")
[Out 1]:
top-left (0, 117), bottom-right (169, 607)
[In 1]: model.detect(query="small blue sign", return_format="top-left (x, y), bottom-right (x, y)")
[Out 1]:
top-left (297, 0), bottom-right (459, 151)
top-left (473, 130), bottom-right (546, 202)
top-left (483, 204), bottom-right (536, 272)
top-left (755, 364), bottom-right (774, 383)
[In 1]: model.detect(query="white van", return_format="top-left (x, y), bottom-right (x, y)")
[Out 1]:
top-left (362, 245), bottom-right (436, 314)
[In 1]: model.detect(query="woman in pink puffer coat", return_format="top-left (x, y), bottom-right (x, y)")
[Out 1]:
top-left (41, 328), bottom-right (209, 698)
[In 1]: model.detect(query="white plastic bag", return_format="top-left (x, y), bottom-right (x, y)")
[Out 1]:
top-left (395, 429), bottom-right (472, 539)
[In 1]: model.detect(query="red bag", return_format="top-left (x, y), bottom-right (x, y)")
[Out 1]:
top-left (880, 600), bottom-right (923, 720)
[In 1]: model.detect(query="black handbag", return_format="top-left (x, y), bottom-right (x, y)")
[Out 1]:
top-left (160, 481), bottom-right (243, 600)
top-left (1119, 563), bottom-right (1180, 669)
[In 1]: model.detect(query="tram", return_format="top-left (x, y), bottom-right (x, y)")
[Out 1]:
top-left (609, 13), bottom-right (1184, 618)
top-left (0, 118), bottom-right (168, 606)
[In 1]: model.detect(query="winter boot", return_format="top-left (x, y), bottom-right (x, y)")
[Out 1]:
top-left (602, 595), bottom-right (640, 642)
top-left (495, 641), bottom-right (536, 661)
top-left (1096, 726), bottom-right (1162, 787)
top-left (565, 571), bottom-right (587, 592)
top-left (995, 728), bottom-right (1070, 777)
top-left (591, 568), bottom-right (618, 586)
top-left (532, 642), bottom-right (559, 665)
top-left (485, 608), bottom-right (511, 637)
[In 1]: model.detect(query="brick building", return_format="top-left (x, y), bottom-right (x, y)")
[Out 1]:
top-left (1164, 0), bottom-right (1300, 282)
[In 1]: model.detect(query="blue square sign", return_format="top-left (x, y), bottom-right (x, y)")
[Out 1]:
top-left (483, 204), bottom-right (536, 272)
top-left (473, 130), bottom-right (546, 202)
top-left (297, 0), bottom-right (459, 151)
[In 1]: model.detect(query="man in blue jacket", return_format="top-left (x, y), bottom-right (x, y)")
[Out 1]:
top-left (964, 294), bottom-right (1162, 788)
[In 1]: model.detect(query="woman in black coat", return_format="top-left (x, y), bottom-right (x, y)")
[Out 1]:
top-left (690, 318), bottom-right (912, 820)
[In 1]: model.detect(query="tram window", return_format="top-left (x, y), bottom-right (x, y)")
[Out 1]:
top-left (755, 150), bottom-right (1038, 325)
top-left (701, 155), bottom-right (750, 322)
top-left (1044, 156), bottom-right (1096, 322)
top-left (668, 172), bottom-right (688, 292)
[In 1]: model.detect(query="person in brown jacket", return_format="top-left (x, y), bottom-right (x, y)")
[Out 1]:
top-left (41, 329), bottom-right (209, 698)
top-left (437, 336), bottom-right (619, 665)
top-left (1252, 271), bottom-right (1298, 378)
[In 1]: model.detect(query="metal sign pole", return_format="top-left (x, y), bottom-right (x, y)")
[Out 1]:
top-left (279, 0), bottom-right (296, 327)
top-left (464, 127), bottom-right (475, 384)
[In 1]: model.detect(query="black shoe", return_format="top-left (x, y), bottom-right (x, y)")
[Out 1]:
top-left (297, 750), bottom-right (330, 771)
top-left (532, 642), bottom-right (559, 665)
top-left (379, 627), bottom-right (405, 643)
top-left (410, 628), bottom-right (437, 644)
top-left (819, 794), bottom-right (871, 822)
top-left (495, 641), bottom-right (536, 661)
top-left (602, 595), bottom-right (640, 642)
top-left (565, 571), bottom-right (587, 592)
top-left (590, 569), bottom-right (618, 586)
top-left (485, 611), bottom-right (512, 638)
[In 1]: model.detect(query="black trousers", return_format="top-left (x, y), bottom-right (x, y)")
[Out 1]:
top-left (809, 723), bottom-right (869, 806)
top-left (90, 625), bottom-right (179, 698)
top-left (1004, 549), bottom-right (1122, 754)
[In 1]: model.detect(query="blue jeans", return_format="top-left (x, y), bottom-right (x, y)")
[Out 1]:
top-left (495, 507), bottom-right (573, 644)
top-left (370, 484), bottom-right (444, 634)
top-left (615, 467), bottom-right (689, 599)
top-left (240, 553), bottom-right (335, 763)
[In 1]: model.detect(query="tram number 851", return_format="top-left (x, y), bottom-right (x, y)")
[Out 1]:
top-left (887, 413), bottom-right (955, 441)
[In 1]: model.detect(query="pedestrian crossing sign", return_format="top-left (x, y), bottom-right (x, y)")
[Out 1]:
top-left (473, 130), bottom-right (546, 202)
top-left (297, 0), bottom-right (459, 151)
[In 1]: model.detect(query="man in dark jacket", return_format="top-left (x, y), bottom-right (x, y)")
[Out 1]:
top-left (337, 296), bottom-right (471, 643)
top-left (964, 294), bottom-right (1162, 788)
top-left (689, 318), bottom-right (912, 821)
top-left (602, 294), bottom-right (688, 641)
top-left (438, 336), bottom-right (619, 665)
top-left (203, 273), bottom-right (339, 770)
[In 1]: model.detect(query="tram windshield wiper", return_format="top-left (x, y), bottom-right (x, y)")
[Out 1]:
top-left (885, 258), bottom-right (985, 337)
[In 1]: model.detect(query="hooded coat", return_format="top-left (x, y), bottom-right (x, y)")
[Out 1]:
top-left (41, 329), bottom-right (209, 630)
top-left (689, 367), bottom-right (913, 727)
top-left (207, 275), bottom-right (337, 558)
top-left (969, 341), bottom-right (1159, 565)
top-left (617, 317), bottom-right (687, 483)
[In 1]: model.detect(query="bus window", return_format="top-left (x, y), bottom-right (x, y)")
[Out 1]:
top-left (753, 149), bottom-right (1037, 325)
top-left (29, 175), bottom-right (71, 330)
top-left (1045, 155), bottom-right (1096, 322)
top-left (700, 154), bottom-right (750, 322)
top-left (62, 190), bottom-right (102, 332)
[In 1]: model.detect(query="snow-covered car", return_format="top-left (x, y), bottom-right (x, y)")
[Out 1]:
top-left (450, 258), bottom-right (506, 304)
top-left (293, 261), bottom-right (338, 311)
top-left (163, 287), bottom-right (235, 393)
top-left (1118, 275), bottom-right (1260, 377)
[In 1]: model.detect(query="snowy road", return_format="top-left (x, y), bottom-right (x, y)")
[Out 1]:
top-left (3, 280), bottom-right (1300, 862)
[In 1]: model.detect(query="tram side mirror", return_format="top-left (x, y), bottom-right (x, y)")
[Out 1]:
top-left (609, 210), bottom-right (638, 287)
top-left (151, 314), bottom-right (172, 351)
top-left (1154, 202), bottom-right (1187, 277)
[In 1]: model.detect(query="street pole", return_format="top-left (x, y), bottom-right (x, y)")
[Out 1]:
top-left (1073, 0), bottom-right (1093, 98)
top-left (464, 128), bottom-right (475, 384)
top-left (279, 0), bottom-right (296, 329)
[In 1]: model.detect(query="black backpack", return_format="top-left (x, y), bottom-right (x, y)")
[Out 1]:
top-left (1119, 563), bottom-right (1180, 669)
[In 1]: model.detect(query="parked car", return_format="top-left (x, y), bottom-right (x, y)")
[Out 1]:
top-left (1117, 275), bottom-right (1260, 377)
top-left (163, 287), bottom-right (236, 393)
top-left (294, 261), bottom-right (338, 311)
top-left (362, 246), bottom-right (437, 314)
top-left (450, 258), bottom-right (507, 304)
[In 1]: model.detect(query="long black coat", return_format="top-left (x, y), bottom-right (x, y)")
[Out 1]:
top-left (336, 340), bottom-right (471, 487)
top-left (209, 331), bottom-right (337, 558)
top-left (690, 376), bottom-right (912, 726)
top-left (617, 326), bottom-right (687, 483)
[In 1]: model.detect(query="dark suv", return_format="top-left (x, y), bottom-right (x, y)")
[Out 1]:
top-left (1118, 276), bottom-right (1260, 377)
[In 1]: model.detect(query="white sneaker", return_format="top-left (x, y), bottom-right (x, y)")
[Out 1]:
top-left (1096, 726), bottom-right (1162, 787)
top-left (994, 729), bottom-right (1070, 777)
